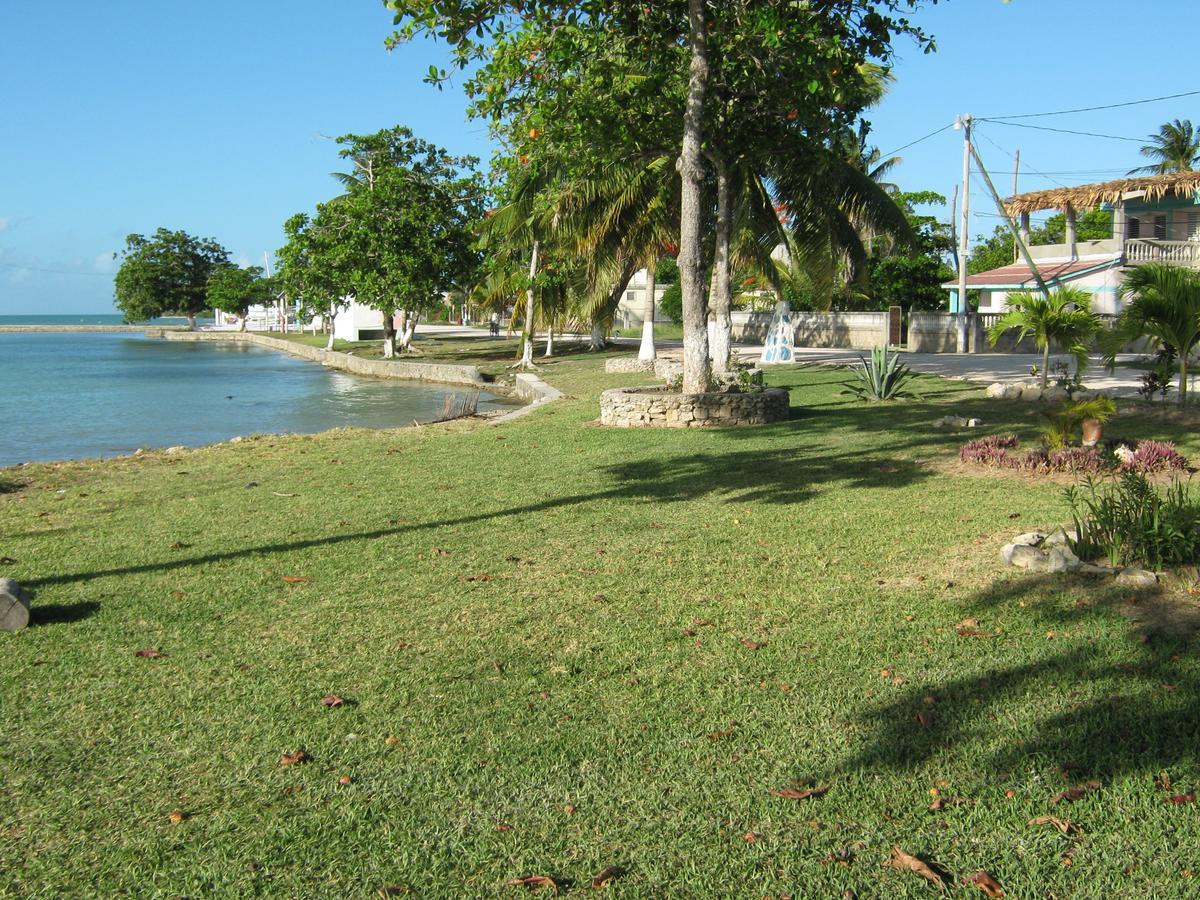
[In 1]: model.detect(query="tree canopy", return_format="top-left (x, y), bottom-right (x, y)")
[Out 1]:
top-left (113, 228), bottom-right (230, 328)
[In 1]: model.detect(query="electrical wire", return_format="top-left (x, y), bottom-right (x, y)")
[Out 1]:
top-left (0, 260), bottom-right (114, 278)
top-left (976, 119), bottom-right (1144, 143)
top-left (983, 89), bottom-right (1200, 121)
top-left (974, 128), bottom-right (1070, 190)
top-left (880, 122), bottom-right (954, 158)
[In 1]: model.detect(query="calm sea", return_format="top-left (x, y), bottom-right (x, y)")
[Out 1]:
top-left (0, 314), bottom-right (210, 326)
top-left (1, 331), bottom-right (512, 467)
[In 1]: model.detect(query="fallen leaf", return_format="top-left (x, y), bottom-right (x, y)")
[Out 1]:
top-left (693, 618), bottom-right (715, 627)
top-left (493, 822), bottom-right (513, 832)
top-left (886, 846), bottom-right (944, 888)
top-left (279, 750), bottom-right (310, 767)
top-left (321, 694), bottom-right (346, 708)
top-left (460, 574), bottom-right (495, 582)
top-left (915, 711), bottom-right (936, 729)
top-left (384, 736), bottom-right (401, 745)
top-left (822, 846), bottom-right (856, 866)
top-left (956, 617), bottom-right (978, 628)
top-left (1168, 793), bottom-right (1196, 805)
top-left (281, 575), bottom-right (310, 584)
top-left (770, 785), bottom-right (829, 801)
top-left (591, 866), bottom-right (620, 888)
top-left (707, 726), bottom-right (736, 741)
top-left (563, 804), bottom-right (576, 816)
top-left (1028, 815), bottom-right (1077, 835)
top-left (740, 639), bottom-right (764, 650)
top-left (134, 648), bottom-right (165, 659)
top-left (1052, 780), bottom-right (1100, 804)
top-left (957, 627), bottom-right (992, 638)
top-left (963, 870), bottom-right (1004, 897)
top-left (743, 831), bottom-right (759, 843)
top-left (338, 775), bottom-right (353, 785)
top-left (506, 875), bottom-right (558, 894)
top-left (167, 810), bottom-right (187, 824)
top-left (432, 547), bottom-right (451, 556)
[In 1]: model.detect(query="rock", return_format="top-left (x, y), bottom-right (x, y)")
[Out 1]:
top-left (934, 415), bottom-right (981, 429)
top-left (133, 448), bottom-right (145, 456)
top-left (1079, 563), bottom-right (1118, 576)
top-left (1012, 531), bottom-right (1046, 547)
top-left (985, 382), bottom-right (1009, 399)
top-left (0, 578), bottom-right (30, 631)
top-left (1116, 567), bottom-right (1157, 589)
top-left (1007, 544), bottom-right (1045, 569)
top-left (165, 446), bottom-right (186, 455)
top-left (230, 436), bottom-right (244, 443)
top-left (1004, 384), bottom-right (1024, 400)
top-left (966, 418), bottom-right (982, 428)
top-left (1020, 385), bottom-right (1044, 402)
top-left (1050, 545), bottom-right (1080, 570)
top-left (1044, 528), bottom-right (1078, 547)
top-left (1043, 387), bottom-right (1070, 402)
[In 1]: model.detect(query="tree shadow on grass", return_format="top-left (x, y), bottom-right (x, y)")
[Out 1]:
top-left (24, 442), bottom-right (933, 589)
top-left (32, 600), bottom-right (100, 626)
top-left (837, 571), bottom-right (1200, 786)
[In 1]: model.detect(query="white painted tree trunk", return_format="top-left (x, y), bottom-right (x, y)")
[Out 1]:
top-left (397, 309), bottom-right (417, 352)
top-left (325, 304), bottom-right (336, 350)
top-left (187, 313), bottom-right (197, 332)
top-left (238, 314), bottom-right (247, 333)
top-left (678, 0), bottom-right (711, 393)
top-left (520, 241), bottom-right (539, 368)
top-left (589, 318), bottom-right (607, 351)
top-left (382, 309), bottom-right (397, 359)
top-left (709, 161), bottom-right (733, 374)
top-left (638, 257), bottom-right (658, 362)
top-left (543, 327), bottom-right (554, 357)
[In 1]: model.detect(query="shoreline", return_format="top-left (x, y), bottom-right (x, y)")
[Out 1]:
top-left (0, 324), bottom-right (187, 333)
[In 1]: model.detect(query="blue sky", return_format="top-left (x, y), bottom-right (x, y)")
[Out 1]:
top-left (1, 0), bottom-right (1197, 313)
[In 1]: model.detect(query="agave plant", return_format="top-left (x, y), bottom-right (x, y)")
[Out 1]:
top-left (842, 346), bottom-right (916, 401)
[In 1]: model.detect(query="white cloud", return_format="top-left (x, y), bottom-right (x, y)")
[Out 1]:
top-left (93, 252), bottom-right (115, 273)
top-left (5, 267), bottom-right (30, 284)
top-left (0, 217), bottom-right (10, 233)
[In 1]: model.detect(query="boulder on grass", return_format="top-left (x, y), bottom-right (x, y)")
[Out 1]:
top-left (1116, 568), bottom-right (1157, 589)
top-left (0, 578), bottom-right (30, 631)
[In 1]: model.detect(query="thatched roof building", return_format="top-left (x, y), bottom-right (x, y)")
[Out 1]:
top-left (1005, 171), bottom-right (1200, 216)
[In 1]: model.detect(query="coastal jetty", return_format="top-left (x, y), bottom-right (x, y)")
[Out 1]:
top-left (149, 329), bottom-right (487, 387)
top-left (0, 324), bottom-right (186, 333)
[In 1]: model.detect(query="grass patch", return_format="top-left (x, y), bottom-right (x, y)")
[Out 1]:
top-left (3, 353), bottom-right (1200, 896)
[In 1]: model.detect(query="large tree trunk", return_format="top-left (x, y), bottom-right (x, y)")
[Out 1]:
top-left (397, 309), bottom-right (417, 352)
top-left (677, 0), bottom-right (711, 393)
top-left (589, 318), bottom-right (607, 351)
top-left (326, 305), bottom-right (336, 350)
top-left (543, 325), bottom-right (554, 358)
top-left (709, 160), bottom-right (733, 374)
top-left (238, 313), bottom-right (247, 332)
top-left (382, 312), bottom-right (397, 359)
top-left (639, 257), bottom-right (658, 362)
top-left (187, 313), bottom-right (197, 332)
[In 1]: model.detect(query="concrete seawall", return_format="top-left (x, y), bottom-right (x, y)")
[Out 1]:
top-left (151, 330), bottom-right (487, 387)
top-left (0, 325), bottom-right (186, 333)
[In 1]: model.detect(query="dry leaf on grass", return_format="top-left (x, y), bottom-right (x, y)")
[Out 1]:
top-left (1052, 780), bottom-right (1100, 804)
top-left (167, 810), bottom-right (187, 824)
top-left (963, 870), bottom-right (1004, 897)
top-left (770, 785), bottom-right (829, 801)
top-left (915, 711), bottom-right (936, 729)
top-left (134, 648), bottom-right (165, 659)
top-left (886, 846), bottom-right (945, 888)
top-left (321, 694), bottom-right (346, 708)
top-left (1168, 793), bottom-right (1196, 804)
top-left (707, 726), bottom-right (736, 741)
top-left (591, 866), bottom-right (620, 888)
top-left (739, 639), bottom-right (764, 650)
top-left (281, 575), bottom-right (310, 584)
top-left (493, 822), bottom-right (513, 832)
top-left (460, 574), bottom-right (496, 582)
top-left (506, 874), bottom-right (559, 894)
top-left (929, 796), bottom-right (970, 812)
top-left (1028, 815), bottom-right (1078, 835)
top-left (279, 750), bottom-right (310, 767)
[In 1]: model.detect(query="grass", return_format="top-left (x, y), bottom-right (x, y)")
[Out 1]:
top-left (4, 349), bottom-right (1200, 897)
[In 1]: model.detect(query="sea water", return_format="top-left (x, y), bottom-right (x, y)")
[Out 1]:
top-left (1, 332), bottom-right (512, 466)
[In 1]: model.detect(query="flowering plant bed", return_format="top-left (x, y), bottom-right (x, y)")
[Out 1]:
top-left (960, 434), bottom-right (1191, 476)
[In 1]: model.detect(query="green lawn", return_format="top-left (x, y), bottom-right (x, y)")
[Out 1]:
top-left (3, 352), bottom-right (1200, 897)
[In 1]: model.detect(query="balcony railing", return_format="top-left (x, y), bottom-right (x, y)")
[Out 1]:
top-left (1125, 239), bottom-right (1200, 266)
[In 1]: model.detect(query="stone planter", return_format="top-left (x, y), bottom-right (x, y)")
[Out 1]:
top-left (599, 386), bottom-right (789, 428)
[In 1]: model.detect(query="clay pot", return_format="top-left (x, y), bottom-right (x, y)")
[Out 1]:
top-left (1081, 417), bottom-right (1104, 447)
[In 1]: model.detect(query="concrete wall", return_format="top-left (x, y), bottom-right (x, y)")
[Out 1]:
top-left (731, 310), bottom-right (888, 349)
top-left (157, 330), bottom-right (486, 386)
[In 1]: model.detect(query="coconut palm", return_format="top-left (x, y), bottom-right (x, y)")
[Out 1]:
top-left (1129, 119), bottom-right (1200, 175)
top-left (1104, 263), bottom-right (1200, 406)
top-left (988, 287), bottom-right (1100, 389)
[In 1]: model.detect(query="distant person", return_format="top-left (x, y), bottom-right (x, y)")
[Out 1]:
top-left (489, 312), bottom-right (500, 337)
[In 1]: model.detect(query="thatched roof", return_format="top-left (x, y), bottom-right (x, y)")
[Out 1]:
top-left (1005, 171), bottom-right (1200, 215)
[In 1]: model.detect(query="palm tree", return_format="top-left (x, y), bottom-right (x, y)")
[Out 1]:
top-left (1104, 264), bottom-right (1200, 406)
top-left (1129, 119), bottom-right (1200, 175)
top-left (988, 287), bottom-right (1099, 389)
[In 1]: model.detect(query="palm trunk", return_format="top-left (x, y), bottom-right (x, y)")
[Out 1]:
top-left (639, 258), bottom-right (658, 362)
top-left (543, 326), bottom-right (554, 358)
top-left (589, 318), bottom-right (606, 351)
top-left (709, 159), bottom-right (732, 375)
top-left (677, 0), bottom-right (710, 394)
top-left (520, 241), bottom-right (539, 368)
top-left (1181, 354), bottom-right (1189, 407)
top-left (1041, 343), bottom-right (1050, 390)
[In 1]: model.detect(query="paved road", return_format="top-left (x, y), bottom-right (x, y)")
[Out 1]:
top-left (412, 324), bottom-right (1147, 396)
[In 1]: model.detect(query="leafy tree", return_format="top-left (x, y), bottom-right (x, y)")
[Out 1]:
top-left (329, 127), bottom-right (484, 357)
top-left (206, 265), bottom-right (275, 332)
top-left (1130, 119), bottom-right (1200, 175)
top-left (114, 228), bottom-right (230, 329)
top-left (1104, 264), bottom-right (1200, 406)
top-left (987, 287), bottom-right (1099, 388)
top-left (277, 211), bottom-right (348, 350)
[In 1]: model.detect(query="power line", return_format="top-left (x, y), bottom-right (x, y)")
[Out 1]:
top-left (977, 119), bottom-right (1145, 143)
top-left (0, 260), bottom-right (114, 278)
top-left (974, 128), bottom-right (1070, 189)
top-left (880, 122), bottom-right (954, 158)
top-left (983, 88), bottom-right (1200, 121)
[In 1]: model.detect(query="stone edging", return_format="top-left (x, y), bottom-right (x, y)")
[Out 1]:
top-left (1001, 529), bottom-right (1157, 587)
top-left (488, 373), bottom-right (564, 424)
top-left (600, 385), bottom-right (789, 428)
top-left (151, 330), bottom-right (486, 387)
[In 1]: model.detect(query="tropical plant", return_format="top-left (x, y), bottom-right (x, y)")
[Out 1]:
top-left (987, 287), bottom-right (1099, 388)
top-left (1038, 396), bottom-right (1117, 451)
top-left (1105, 264), bottom-right (1200, 406)
top-left (1066, 473), bottom-right (1200, 570)
top-left (841, 346), bottom-right (916, 401)
top-left (1129, 119), bottom-right (1200, 175)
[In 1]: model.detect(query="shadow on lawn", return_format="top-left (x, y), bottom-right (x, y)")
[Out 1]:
top-left (25, 442), bottom-right (932, 589)
top-left (841, 572), bottom-right (1200, 785)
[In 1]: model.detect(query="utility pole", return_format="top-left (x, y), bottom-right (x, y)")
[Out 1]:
top-left (969, 143), bottom-right (1050, 300)
top-left (1011, 149), bottom-right (1020, 261)
top-left (954, 114), bottom-right (972, 354)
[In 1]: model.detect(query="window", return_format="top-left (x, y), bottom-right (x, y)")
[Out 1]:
top-left (1128, 216), bottom-right (1141, 239)
top-left (1153, 215), bottom-right (1167, 239)
top-left (1189, 211), bottom-right (1200, 241)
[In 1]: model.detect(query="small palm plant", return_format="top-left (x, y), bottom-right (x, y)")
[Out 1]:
top-left (987, 287), bottom-right (1099, 389)
top-left (1104, 264), bottom-right (1200, 407)
top-left (842, 346), bottom-right (916, 401)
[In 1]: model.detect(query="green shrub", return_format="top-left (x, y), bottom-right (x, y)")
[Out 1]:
top-left (1065, 473), bottom-right (1200, 569)
top-left (1038, 397), bottom-right (1117, 450)
top-left (841, 347), bottom-right (915, 401)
